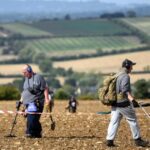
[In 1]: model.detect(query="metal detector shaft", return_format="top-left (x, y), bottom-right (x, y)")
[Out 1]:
top-left (9, 112), bottom-right (19, 136)
top-left (139, 103), bottom-right (150, 119)
top-left (6, 101), bottom-right (22, 137)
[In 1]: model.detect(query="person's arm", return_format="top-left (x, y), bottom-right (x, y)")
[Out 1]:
top-left (126, 92), bottom-right (134, 102)
top-left (43, 85), bottom-right (53, 112)
top-left (44, 86), bottom-right (50, 104)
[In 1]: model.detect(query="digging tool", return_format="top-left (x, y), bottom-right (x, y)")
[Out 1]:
top-left (50, 114), bottom-right (55, 130)
top-left (5, 101), bottom-right (22, 137)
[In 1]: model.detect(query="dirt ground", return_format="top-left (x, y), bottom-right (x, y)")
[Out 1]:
top-left (0, 100), bottom-right (149, 150)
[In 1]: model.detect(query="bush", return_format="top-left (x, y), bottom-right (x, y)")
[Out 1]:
top-left (0, 85), bottom-right (21, 100)
top-left (133, 79), bottom-right (150, 99)
top-left (54, 88), bottom-right (69, 100)
top-left (78, 93), bottom-right (98, 100)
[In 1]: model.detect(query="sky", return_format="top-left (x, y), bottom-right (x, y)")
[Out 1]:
top-left (61, 0), bottom-right (150, 5)
top-left (100, 0), bottom-right (150, 5)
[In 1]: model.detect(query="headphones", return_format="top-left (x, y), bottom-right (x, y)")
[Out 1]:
top-left (125, 60), bottom-right (130, 68)
top-left (26, 64), bottom-right (33, 73)
top-left (122, 59), bottom-right (130, 69)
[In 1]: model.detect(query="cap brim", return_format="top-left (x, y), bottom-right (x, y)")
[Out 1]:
top-left (132, 62), bottom-right (136, 65)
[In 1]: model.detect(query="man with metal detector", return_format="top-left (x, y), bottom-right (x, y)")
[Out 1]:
top-left (106, 59), bottom-right (149, 147)
top-left (18, 64), bottom-right (51, 138)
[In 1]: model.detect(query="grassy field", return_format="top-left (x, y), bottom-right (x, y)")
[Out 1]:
top-left (0, 23), bottom-right (51, 36)
top-left (0, 78), bottom-right (21, 84)
top-left (0, 100), bottom-right (149, 149)
top-left (30, 19), bottom-right (132, 36)
top-left (0, 19), bottom-right (132, 37)
top-left (23, 36), bottom-right (145, 57)
top-left (122, 17), bottom-right (150, 36)
top-left (54, 51), bottom-right (150, 74)
top-left (0, 18), bottom-right (148, 58)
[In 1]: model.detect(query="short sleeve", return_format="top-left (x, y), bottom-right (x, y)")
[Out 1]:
top-left (120, 75), bottom-right (131, 93)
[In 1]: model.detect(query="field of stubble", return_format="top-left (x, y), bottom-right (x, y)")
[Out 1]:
top-left (0, 100), bottom-right (149, 150)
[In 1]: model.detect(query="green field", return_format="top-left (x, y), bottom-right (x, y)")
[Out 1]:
top-left (23, 36), bottom-right (145, 57)
top-left (1, 19), bottom-right (132, 37)
top-left (0, 18), bottom-right (149, 59)
top-left (29, 19), bottom-right (132, 36)
top-left (0, 23), bottom-right (51, 36)
top-left (122, 17), bottom-right (150, 36)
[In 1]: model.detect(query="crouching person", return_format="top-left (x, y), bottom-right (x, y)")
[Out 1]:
top-left (66, 95), bottom-right (78, 113)
top-left (21, 64), bottom-right (51, 138)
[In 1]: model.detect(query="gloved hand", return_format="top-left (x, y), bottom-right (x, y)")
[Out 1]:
top-left (132, 99), bottom-right (139, 108)
top-left (21, 105), bottom-right (27, 118)
top-left (44, 102), bottom-right (51, 113)
top-left (16, 101), bottom-right (22, 110)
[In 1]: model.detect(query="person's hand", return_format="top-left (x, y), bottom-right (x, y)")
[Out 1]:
top-left (44, 102), bottom-right (51, 113)
top-left (132, 99), bottom-right (139, 108)
top-left (21, 106), bottom-right (27, 118)
top-left (16, 101), bottom-right (22, 110)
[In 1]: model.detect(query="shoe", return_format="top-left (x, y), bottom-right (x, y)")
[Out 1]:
top-left (26, 134), bottom-right (32, 138)
top-left (106, 140), bottom-right (115, 147)
top-left (135, 138), bottom-right (149, 147)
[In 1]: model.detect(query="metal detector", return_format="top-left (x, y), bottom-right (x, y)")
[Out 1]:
top-left (138, 103), bottom-right (150, 119)
top-left (5, 101), bottom-right (21, 137)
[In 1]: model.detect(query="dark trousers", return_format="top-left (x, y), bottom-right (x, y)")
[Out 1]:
top-left (26, 105), bottom-right (43, 137)
top-left (69, 106), bottom-right (76, 113)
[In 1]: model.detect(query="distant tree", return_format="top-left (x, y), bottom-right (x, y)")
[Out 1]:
top-left (65, 77), bottom-right (77, 87)
top-left (54, 67), bottom-right (66, 76)
top-left (12, 78), bottom-right (24, 92)
top-left (64, 14), bottom-right (71, 20)
top-left (62, 84), bottom-right (75, 96)
top-left (133, 79), bottom-right (150, 99)
top-left (66, 68), bottom-right (74, 76)
top-left (0, 85), bottom-right (20, 100)
top-left (19, 48), bottom-right (36, 62)
top-left (126, 10), bottom-right (136, 18)
top-left (46, 77), bottom-right (61, 89)
top-left (32, 52), bottom-right (46, 64)
top-left (55, 88), bottom-right (69, 100)
top-left (101, 12), bottom-right (125, 19)
top-left (38, 59), bottom-right (53, 73)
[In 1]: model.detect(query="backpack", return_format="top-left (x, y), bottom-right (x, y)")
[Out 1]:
top-left (98, 74), bottom-right (118, 105)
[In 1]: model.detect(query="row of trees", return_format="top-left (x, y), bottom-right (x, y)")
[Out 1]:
top-left (0, 78), bottom-right (149, 100)
top-left (55, 10), bottom-right (137, 21)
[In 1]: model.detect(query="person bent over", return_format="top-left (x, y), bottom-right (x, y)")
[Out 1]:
top-left (66, 95), bottom-right (78, 113)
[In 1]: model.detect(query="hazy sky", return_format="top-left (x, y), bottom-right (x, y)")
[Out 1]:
top-left (64, 0), bottom-right (150, 5)
top-left (100, 0), bottom-right (150, 4)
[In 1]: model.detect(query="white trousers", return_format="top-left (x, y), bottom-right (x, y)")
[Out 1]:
top-left (106, 104), bottom-right (140, 140)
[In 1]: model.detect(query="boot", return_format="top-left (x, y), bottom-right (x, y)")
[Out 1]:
top-left (106, 140), bottom-right (115, 147)
top-left (135, 138), bottom-right (149, 147)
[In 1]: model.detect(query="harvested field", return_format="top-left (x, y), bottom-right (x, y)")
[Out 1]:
top-left (54, 51), bottom-right (150, 73)
top-left (0, 100), bottom-right (149, 150)
top-left (0, 78), bottom-right (20, 84)
top-left (0, 55), bottom-right (18, 61)
top-left (130, 74), bottom-right (150, 83)
top-left (0, 64), bottom-right (40, 75)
